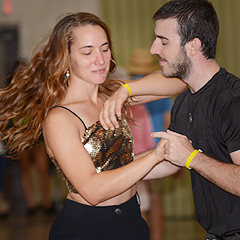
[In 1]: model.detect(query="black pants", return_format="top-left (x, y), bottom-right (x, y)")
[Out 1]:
top-left (49, 194), bottom-right (149, 240)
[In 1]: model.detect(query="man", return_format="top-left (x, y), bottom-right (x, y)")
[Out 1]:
top-left (99, 0), bottom-right (240, 239)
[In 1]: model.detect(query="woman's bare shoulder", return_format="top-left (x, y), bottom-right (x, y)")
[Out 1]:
top-left (43, 106), bottom-right (82, 139)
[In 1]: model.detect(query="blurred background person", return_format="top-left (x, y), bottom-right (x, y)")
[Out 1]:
top-left (145, 97), bottom-right (172, 240)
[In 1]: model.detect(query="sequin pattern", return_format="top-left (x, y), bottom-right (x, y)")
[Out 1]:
top-left (50, 117), bottom-right (134, 193)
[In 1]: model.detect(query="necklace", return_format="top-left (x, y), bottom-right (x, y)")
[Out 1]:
top-left (188, 93), bottom-right (201, 123)
top-left (189, 112), bottom-right (193, 123)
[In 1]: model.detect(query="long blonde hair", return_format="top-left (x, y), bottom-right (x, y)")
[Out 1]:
top-left (0, 12), bottom-right (121, 158)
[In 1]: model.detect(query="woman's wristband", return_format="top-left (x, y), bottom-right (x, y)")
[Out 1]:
top-left (185, 149), bottom-right (200, 169)
top-left (121, 84), bottom-right (131, 96)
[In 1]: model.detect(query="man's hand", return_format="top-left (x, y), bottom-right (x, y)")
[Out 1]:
top-left (151, 130), bottom-right (194, 167)
top-left (99, 85), bottom-right (129, 130)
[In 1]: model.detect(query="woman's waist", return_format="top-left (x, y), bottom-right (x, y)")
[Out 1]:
top-left (66, 186), bottom-right (136, 207)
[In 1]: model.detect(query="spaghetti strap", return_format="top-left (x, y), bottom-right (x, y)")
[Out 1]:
top-left (51, 106), bottom-right (87, 130)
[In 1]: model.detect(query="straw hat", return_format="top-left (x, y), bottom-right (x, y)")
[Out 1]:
top-left (126, 49), bottom-right (159, 75)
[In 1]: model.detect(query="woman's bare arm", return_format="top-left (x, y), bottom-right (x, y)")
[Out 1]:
top-left (99, 70), bottom-right (186, 130)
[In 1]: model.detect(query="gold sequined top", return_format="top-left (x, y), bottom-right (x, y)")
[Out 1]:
top-left (50, 106), bottom-right (134, 194)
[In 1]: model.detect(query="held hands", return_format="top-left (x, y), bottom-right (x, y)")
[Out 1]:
top-left (151, 130), bottom-right (194, 167)
top-left (99, 85), bottom-right (129, 130)
top-left (151, 138), bottom-right (169, 164)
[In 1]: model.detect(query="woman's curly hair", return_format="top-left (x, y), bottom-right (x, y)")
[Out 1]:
top-left (0, 12), bottom-right (127, 158)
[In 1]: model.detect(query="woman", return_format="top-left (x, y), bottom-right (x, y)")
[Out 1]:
top-left (0, 12), bottom-right (185, 239)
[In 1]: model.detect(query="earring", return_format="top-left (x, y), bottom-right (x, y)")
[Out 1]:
top-left (66, 70), bottom-right (70, 77)
top-left (65, 70), bottom-right (70, 86)
top-left (111, 59), bottom-right (116, 64)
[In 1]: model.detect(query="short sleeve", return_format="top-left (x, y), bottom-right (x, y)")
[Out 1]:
top-left (218, 96), bottom-right (240, 153)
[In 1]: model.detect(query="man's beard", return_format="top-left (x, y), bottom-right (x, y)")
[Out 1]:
top-left (161, 46), bottom-right (192, 81)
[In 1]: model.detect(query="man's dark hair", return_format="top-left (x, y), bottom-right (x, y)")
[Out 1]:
top-left (153, 0), bottom-right (219, 59)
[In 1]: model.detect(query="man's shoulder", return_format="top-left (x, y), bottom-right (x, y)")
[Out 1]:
top-left (219, 68), bottom-right (240, 96)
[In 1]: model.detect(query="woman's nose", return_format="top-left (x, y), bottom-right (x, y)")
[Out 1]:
top-left (95, 51), bottom-right (105, 65)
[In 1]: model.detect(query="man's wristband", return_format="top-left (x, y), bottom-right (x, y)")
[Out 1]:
top-left (185, 149), bottom-right (200, 169)
top-left (121, 84), bottom-right (131, 96)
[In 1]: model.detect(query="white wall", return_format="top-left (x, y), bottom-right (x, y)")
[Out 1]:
top-left (0, 0), bottom-right (101, 60)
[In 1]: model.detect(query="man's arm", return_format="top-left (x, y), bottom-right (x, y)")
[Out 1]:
top-left (190, 150), bottom-right (240, 197)
top-left (152, 130), bottom-right (240, 197)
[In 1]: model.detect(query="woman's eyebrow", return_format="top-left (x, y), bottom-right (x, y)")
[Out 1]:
top-left (79, 42), bottom-right (109, 50)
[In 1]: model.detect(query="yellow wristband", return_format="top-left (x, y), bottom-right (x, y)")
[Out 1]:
top-left (185, 149), bottom-right (199, 169)
top-left (121, 84), bottom-right (131, 96)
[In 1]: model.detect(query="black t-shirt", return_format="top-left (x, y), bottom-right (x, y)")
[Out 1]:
top-left (169, 68), bottom-right (240, 236)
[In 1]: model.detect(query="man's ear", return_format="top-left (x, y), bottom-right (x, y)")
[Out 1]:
top-left (187, 38), bottom-right (202, 56)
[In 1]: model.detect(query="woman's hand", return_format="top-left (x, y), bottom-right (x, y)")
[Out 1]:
top-left (99, 85), bottom-right (129, 130)
top-left (151, 138), bottom-right (168, 164)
